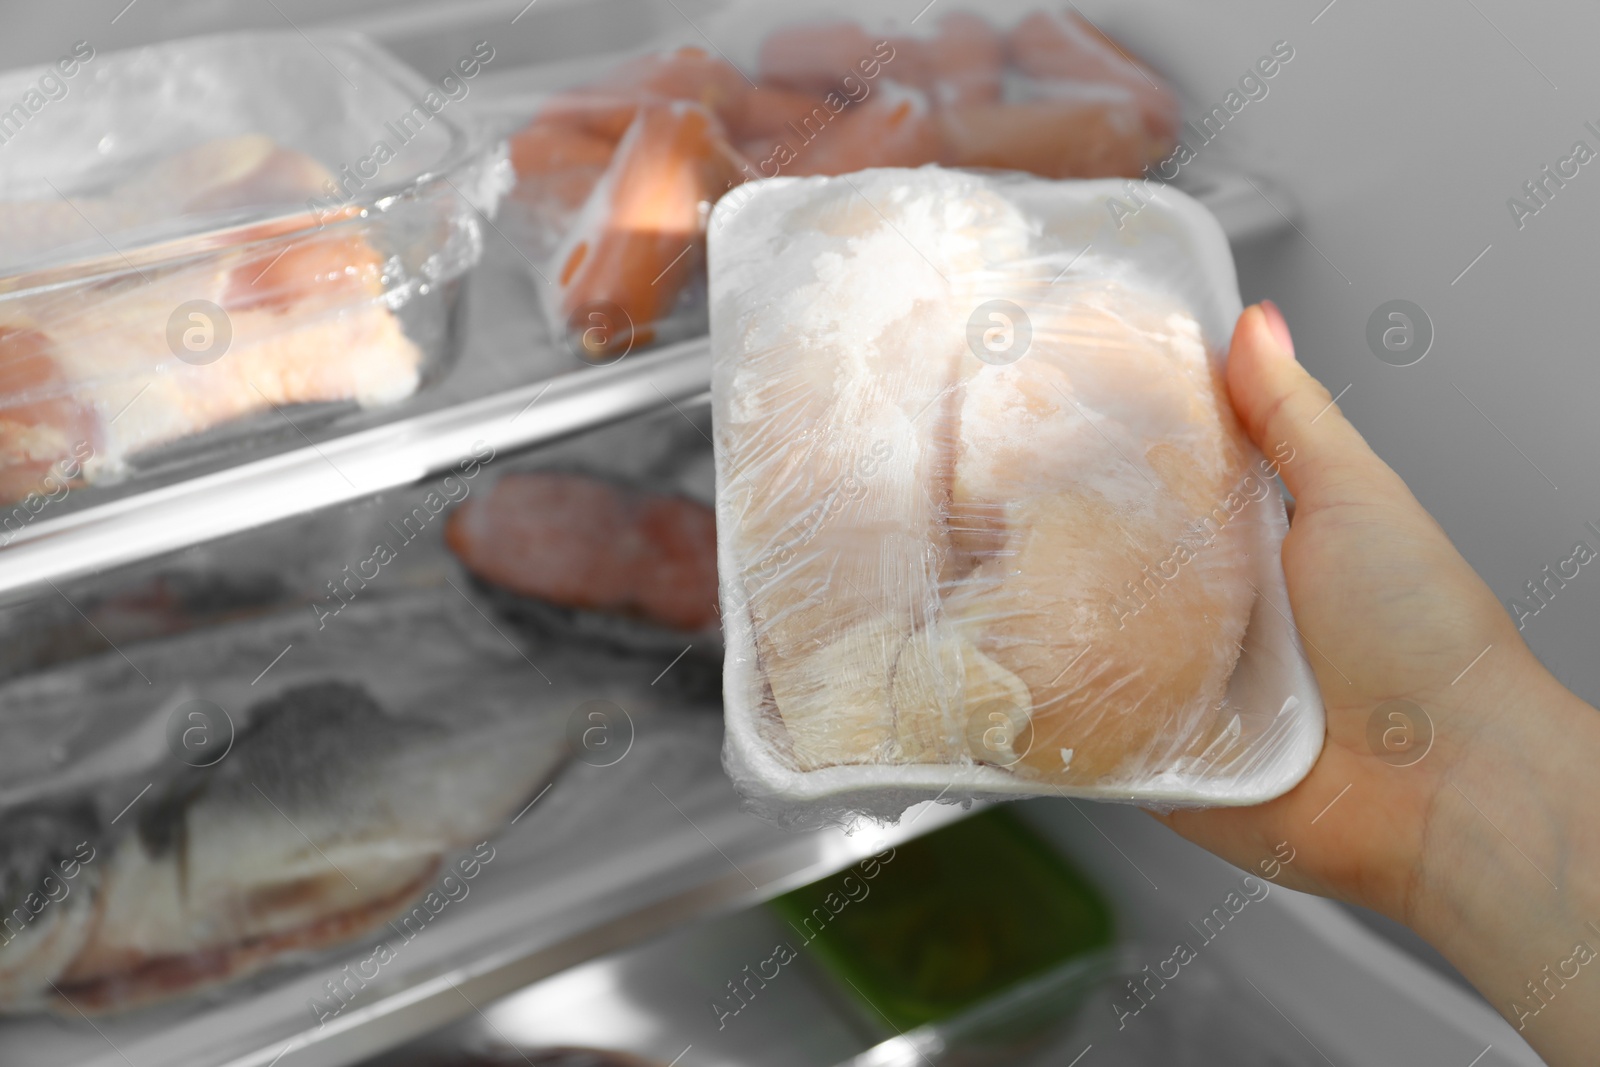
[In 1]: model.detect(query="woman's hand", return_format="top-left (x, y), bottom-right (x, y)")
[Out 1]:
top-left (1159, 303), bottom-right (1600, 1065)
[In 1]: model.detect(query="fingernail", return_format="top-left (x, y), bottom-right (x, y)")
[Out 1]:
top-left (1260, 300), bottom-right (1295, 359)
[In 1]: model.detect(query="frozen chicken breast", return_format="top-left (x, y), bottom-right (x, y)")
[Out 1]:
top-left (712, 167), bottom-right (1310, 819)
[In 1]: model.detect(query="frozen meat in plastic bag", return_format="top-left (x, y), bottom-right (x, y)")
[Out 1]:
top-left (0, 589), bottom-right (577, 1014)
top-left (497, 6), bottom-right (1181, 360)
top-left (710, 167), bottom-right (1323, 826)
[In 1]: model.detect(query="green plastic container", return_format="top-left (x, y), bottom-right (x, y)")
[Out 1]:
top-left (768, 807), bottom-right (1115, 1040)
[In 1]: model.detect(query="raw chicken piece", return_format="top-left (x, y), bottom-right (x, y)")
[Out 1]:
top-left (715, 173), bottom-right (1033, 769)
top-left (714, 168), bottom-right (1258, 787)
top-left (942, 280), bottom-right (1254, 782)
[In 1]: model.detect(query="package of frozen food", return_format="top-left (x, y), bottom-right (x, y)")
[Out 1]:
top-left (0, 589), bottom-right (591, 1015)
top-left (0, 32), bottom-right (510, 506)
top-left (715, 2), bottom-right (1177, 176)
top-left (490, 3), bottom-right (1178, 364)
top-left (710, 166), bottom-right (1323, 826)
top-left (447, 471), bottom-right (719, 649)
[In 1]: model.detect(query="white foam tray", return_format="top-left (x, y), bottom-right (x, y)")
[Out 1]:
top-left (717, 176), bottom-right (1323, 820)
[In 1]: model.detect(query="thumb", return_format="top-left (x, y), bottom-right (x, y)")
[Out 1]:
top-left (1226, 302), bottom-right (1411, 519)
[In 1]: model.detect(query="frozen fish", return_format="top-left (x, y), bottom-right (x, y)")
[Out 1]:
top-left (0, 591), bottom-right (574, 1014)
top-left (503, 9), bottom-right (1181, 360)
top-left (446, 471), bottom-right (720, 649)
top-left (552, 102), bottom-right (745, 355)
top-left (510, 44), bottom-right (751, 229)
top-left (937, 97), bottom-right (1157, 179)
top-left (0, 568), bottom-right (289, 682)
top-left (712, 168), bottom-right (1262, 792)
top-left (1008, 9), bottom-right (1179, 142)
top-left (0, 135), bottom-right (425, 501)
top-left (50, 680), bottom-right (566, 1013)
top-left (782, 84), bottom-right (944, 177)
top-left (757, 21), bottom-right (881, 93)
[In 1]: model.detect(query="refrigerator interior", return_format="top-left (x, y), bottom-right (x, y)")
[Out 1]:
top-left (0, 401), bottom-right (975, 1067)
top-left (350, 801), bottom-right (1537, 1067)
top-left (1, 0), bottom-right (1588, 1064)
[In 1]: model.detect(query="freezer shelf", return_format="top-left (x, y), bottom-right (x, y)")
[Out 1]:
top-left (0, 166), bottom-right (1284, 610)
top-left (0, 398), bottom-right (927, 1067)
top-left (0, 231), bottom-right (711, 609)
top-left (353, 801), bottom-right (1541, 1067)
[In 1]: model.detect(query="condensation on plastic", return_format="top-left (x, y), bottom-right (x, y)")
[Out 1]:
top-left (710, 167), bottom-right (1323, 828)
top-left (0, 32), bottom-right (511, 505)
top-left (489, 2), bottom-right (1178, 365)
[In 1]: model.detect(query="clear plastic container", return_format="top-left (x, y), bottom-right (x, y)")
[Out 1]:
top-left (712, 167), bottom-right (1324, 826)
top-left (480, 2), bottom-right (1184, 366)
top-left (0, 31), bottom-right (510, 506)
top-left (0, 403), bottom-right (723, 1029)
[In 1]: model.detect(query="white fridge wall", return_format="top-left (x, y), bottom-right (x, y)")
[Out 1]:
top-left (1015, 799), bottom-right (1540, 1065)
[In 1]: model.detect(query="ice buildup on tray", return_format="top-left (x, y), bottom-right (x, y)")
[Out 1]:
top-left (710, 167), bottom-right (1324, 825)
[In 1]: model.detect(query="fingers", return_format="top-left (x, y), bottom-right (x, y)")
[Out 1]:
top-left (1226, 303), bottom-right (1411, 517)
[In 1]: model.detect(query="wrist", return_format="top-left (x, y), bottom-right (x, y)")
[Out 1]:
top-left (1407, 647), bottom-right (1600, 1044)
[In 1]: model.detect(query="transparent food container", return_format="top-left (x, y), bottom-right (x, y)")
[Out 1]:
top-left (480, 1), bottom-right (1187, 365)
top-left (0, 403), bottom-right (728, 1034)
top-left (0, 31), bottom-right (510, 507)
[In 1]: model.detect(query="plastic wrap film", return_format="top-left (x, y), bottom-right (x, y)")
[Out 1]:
top-left (0, 32), bottom-right (510, 506)
top-left (0, 404), bottom-right (727, 1023)
top-left (495, 3), bottom-right (1177, 362)
top-left (710, 167), bottom-right (1323, 827)
top-left (0, 588), bottom-right (576, 1014)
